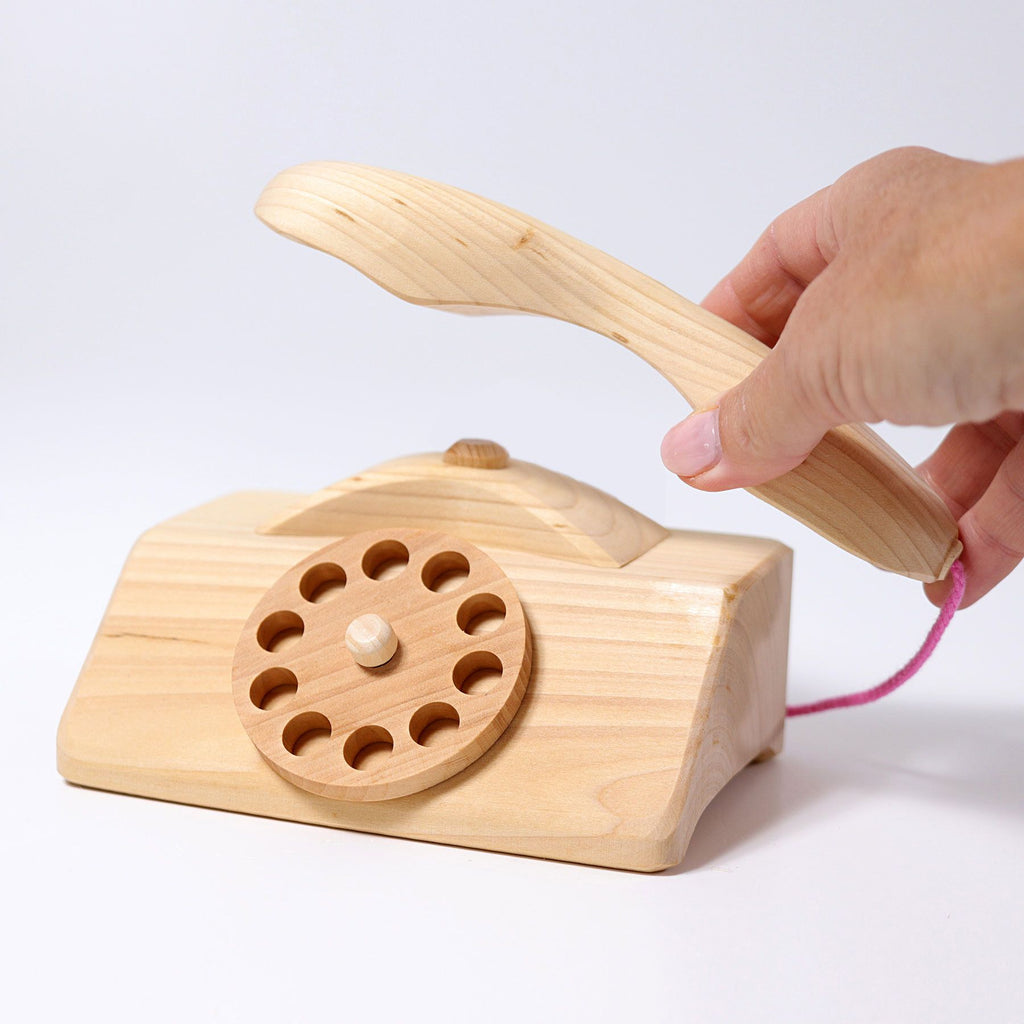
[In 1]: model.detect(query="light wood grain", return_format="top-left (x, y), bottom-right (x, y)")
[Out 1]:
top-left (57, 482), bottom-right (791, 872)
top-left (255, 161), bottom-right (961, 583)
top-left (263, 449), bottom-right (669, 569)
top-left (233, 527), bottom-right (531, 801)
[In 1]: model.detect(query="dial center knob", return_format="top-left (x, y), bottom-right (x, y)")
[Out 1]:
top-left (345, 613), bottom-right (398, 668)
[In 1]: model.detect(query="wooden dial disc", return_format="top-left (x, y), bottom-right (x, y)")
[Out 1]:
top-left (232, 528), bottom-right (532, 801)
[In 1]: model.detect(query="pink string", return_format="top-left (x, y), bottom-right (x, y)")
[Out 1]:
top-left (786, 559), bottom-right (967, 717)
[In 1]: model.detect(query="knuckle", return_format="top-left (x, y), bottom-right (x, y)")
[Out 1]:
top-left (970, 518), bottom-right (1024, 562)
top-left (720, 386), bottom-right (764, 462)
top-left (780, 302), bottom-right (851, 424)
top-left (888, 144), bottom-right (939, 163)
top-left (997, 362), bottom-right (1024, 412)
top-left (1001, 446), bottom-right (1024, 506)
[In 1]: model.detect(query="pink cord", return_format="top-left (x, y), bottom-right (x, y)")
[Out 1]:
top-left (786, 559), bottom-right (967, 717)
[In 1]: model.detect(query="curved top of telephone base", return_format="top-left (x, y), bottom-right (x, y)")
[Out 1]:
top-left (260, 441), bottom-right (668, 569)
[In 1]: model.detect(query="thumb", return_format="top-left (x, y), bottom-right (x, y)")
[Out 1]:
top-left (661, 319), bottom-right (841, 492)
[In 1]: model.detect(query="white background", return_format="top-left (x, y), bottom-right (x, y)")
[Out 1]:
top-left (3, 2), bottom-right (1022, 1021)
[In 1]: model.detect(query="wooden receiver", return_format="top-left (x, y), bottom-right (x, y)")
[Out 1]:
top-left (255, 162), bottom-right (961, 583)
top-left (58, 443), bottom-right (791, 872)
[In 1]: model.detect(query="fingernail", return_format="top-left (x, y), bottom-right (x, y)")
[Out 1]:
top-left (661, 409), bottom-right (722, 478)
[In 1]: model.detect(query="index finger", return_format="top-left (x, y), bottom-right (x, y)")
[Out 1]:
top-left (701, 184), bottom-right (839, 345)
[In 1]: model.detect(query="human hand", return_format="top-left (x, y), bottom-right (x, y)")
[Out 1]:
top-left (660, 147), bottom-right (1024, 607)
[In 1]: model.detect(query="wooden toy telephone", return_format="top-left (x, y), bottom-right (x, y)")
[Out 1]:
top-left (57, 164), bottom-right (961, 871)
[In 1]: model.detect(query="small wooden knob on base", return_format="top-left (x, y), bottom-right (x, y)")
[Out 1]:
top-left (346, 613), bottom-right (398, 667)
top-left (443, 439), bottom-right (509, 470)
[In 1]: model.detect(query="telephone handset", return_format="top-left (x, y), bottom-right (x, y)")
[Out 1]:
top-left (255, 161), bottom-right (961, 584)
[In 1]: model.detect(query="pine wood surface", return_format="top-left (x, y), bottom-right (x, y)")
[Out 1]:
top-left (255, 162), bottom-right (960, 583)
top-left (57, 487), bottom-right (791, 872)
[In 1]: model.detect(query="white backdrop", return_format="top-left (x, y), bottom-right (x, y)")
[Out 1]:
top-left (3, 2), bottom-right (1022, 1021)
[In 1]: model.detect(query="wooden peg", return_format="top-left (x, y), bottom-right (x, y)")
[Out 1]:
top-left (443, 439), bottom-right (510, 470)
top-left (345, 613), bottom-right (399, 667)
